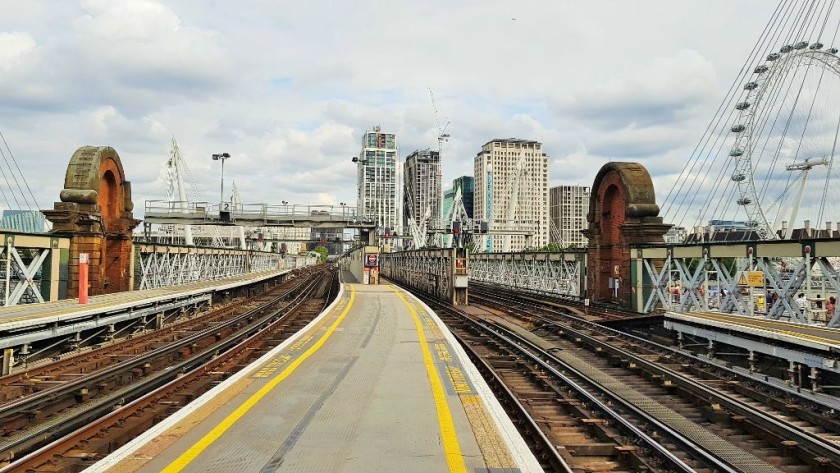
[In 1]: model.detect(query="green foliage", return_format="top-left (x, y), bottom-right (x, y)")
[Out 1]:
top-left (312, 245), bottom-right (329, 263)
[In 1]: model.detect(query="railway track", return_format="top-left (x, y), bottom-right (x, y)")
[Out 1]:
top-left (464, 284), bottom-right (840, 472)
top-left (0, 266), bottom-right (337, 472)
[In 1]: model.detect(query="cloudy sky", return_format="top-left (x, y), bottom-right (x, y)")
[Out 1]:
top-left (0, 0), bottom-right (772, 222)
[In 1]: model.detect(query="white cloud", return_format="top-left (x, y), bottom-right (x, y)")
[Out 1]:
top-left (0, 0), bottom-right (791, 231)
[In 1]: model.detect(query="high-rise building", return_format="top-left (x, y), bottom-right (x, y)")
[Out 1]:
top-left (0, 210), bottom-right (47, 234)
top-left (474, 139), bottom-right (549, 252)
top-left (441, 187), bottom-right (455, 222)
top-left (549, 185), bottom-right (590, 248)
top-left (403, 149), bottom-right (441, 232)
top-left (357, 126), bottom-right (398, 234)
top-left (451, 176), bottom-right (475, 218)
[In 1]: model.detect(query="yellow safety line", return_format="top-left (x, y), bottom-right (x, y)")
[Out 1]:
top-left (160, 285), bottom-right (356, 472)
top-left (391, 287), bottom-right (468, 473)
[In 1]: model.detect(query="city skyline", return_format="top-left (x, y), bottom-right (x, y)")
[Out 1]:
top-left (0, 1), bottom-right (773, 220)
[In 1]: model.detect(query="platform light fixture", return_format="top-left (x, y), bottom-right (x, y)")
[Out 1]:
top-left (211, 152), bottom-right (231, 206)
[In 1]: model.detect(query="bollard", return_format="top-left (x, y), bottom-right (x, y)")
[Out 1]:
top-left (79, 253), bottom-right (89, 304)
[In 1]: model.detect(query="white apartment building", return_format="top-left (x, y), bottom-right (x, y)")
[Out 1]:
top-left (549, 185), bottom-right (590, 248)
top-left (356, 126), bottom-right (398, 234)
top-left (474, 139), bottom-right (549, 252)
top-left (403, 149), bottom-right (441, 231)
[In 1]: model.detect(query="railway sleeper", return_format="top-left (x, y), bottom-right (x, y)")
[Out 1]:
top-left (728, 414), bottom-right (832, 469)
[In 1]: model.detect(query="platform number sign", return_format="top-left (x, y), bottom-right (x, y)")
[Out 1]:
top-left (365, 254), bottom-right (379, 267)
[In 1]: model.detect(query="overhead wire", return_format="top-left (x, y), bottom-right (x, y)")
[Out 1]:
top-left (669, 0), bottom-right (796, 231)
top-left (661, 0), bottom-right (791, 226)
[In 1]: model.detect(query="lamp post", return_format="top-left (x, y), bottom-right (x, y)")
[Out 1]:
top-left (211, 152), bottom-right (231, 207)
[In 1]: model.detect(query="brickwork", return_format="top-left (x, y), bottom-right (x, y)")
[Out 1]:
top-left (583, 163), bottom-right (670, 307)
top-left (44, 146), bottom-right (139, 297)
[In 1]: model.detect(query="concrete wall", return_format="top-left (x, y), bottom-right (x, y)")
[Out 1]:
top-left (345, 245), bottom-right (379, 284)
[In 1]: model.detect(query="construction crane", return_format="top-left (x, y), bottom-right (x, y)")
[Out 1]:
top-left (427, 88), bottom-right (449, 238)
top-left (503, 155), bottom-right (528, 252)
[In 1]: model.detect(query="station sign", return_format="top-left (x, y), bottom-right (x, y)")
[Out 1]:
top-left (738, 270), bottom-right (764, 287)
top-left (365, 254), bottom-right (379, 267)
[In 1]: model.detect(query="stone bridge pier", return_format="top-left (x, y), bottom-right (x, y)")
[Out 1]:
top-left (583, 162), bottom-right (670, 307)
top-left (44, 146), bottom-right (140, 297)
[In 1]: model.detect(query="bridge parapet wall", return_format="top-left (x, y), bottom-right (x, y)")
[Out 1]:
top-left (380, 248), bottom-right (468, 305)
top-left (470, 250), bottom-right (586, 299)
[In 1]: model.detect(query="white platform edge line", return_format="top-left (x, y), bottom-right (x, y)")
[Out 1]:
top-left (403, 290), bottom-right (544, 473)
top-left (86, 280), bottom-right (346, 472)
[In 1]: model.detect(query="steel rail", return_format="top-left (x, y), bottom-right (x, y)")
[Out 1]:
top-left (0, 272), bottom-right (325, 461)
top-left (1, 270), bottom-right (334, 473)
top-left (472, 287), bottom-right (840, 465)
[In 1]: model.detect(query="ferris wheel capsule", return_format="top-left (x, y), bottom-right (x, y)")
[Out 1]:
top-left (730, 148), bottom-right (744, 157)
top-left (732, 172), bottom-right (746, 182)
top-left (829, 48), bottom-right (839, 54)
top-left (810, 42), bottom-right (824, 50)
top-left (781, 45), bottom-right (793, 53)
top-left (795, 41), bottom-right (809, 49)
top-left (735, 102), bottom-right (751, 110)
top-left (767, 53), bottom-right (781, 61)
top-left (744, 82), bottom-right (758, 90)
top-left (731, 124), bottom-right (746, 133)
top-left (737, 197), bottom-right (752, 205)
top-left (755, 65), bottom-right (769, 73)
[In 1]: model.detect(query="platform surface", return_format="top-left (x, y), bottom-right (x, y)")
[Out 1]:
top-left (0, 269), bottom-right (292, 330)
top-left (666, 310), bottom-right (840, 351)
top-left (92, 282), bottom-right (540, 473)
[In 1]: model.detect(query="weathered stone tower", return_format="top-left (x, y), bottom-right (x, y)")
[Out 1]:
top-left (582, 162), bottom-right (670, 306)
top-left (44, 146), bottom-right (140, 296)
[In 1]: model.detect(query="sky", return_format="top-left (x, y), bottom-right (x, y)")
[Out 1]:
top-left (0, 0), bottom-right (774, 223)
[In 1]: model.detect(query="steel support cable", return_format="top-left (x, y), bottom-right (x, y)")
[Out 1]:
top-left (662, 0), bottom-right (791, 221)
top-left (672, 0), bottom-right (798, 228)
top-left (726, 51), bottom-right (809, 233)
top-left (764, 53), bottom-right (830, 209)
top-left (670, 0), bottom-right (798, 223)
top-left (817, 96), bottom-right (840, 223)
top-left (816, 3), bottom-right (840, 224)
top-left (715, 1), bottom-right (815, 235)
top-left (756, 56), bottom-right (814, 206)
top-left (663, 15), bottom-right (788, 229)
top-left (807, 0), bottom-right (831, 40)
top-left (817, 0), bottom-right (837, 40)
top-left (0, 132), bottom-right (37, 212)
top-left (0, 146), bottom-right (23, 211)
top-left (754, 51), bottom-right (838, 229)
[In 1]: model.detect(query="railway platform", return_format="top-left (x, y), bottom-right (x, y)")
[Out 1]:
top-left (0, 269), bottom-right (301, 373)
top-left (89, 280), bottom-right (541, 473)
top-left (665, 310), bottom-right (840, 382)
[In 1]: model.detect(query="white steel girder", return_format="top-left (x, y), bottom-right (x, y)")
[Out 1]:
top-left (1, 244), bottom-right (49, 306)
top-left (138, 247), bottom-right (286, 290)
top-left (469, 253), bottom-right (583, 298)
top-left (638, 242), bottom-right (840, 325)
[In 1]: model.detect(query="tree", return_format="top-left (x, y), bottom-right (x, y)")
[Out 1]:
top-left (312, 245), bottom-right (329, 263)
